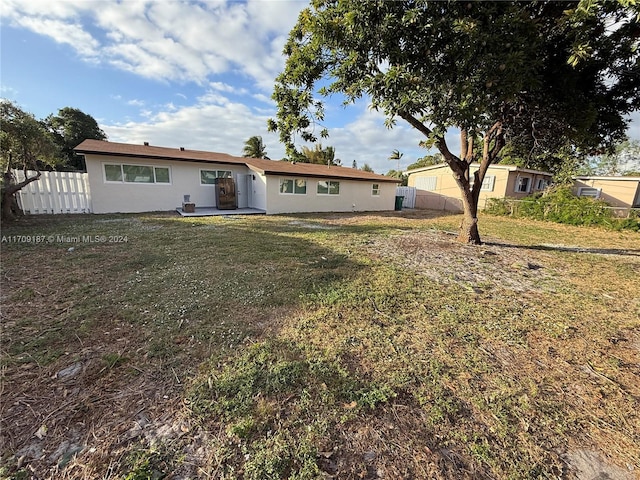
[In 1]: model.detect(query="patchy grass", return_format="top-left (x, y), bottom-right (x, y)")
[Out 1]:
top-left (1, 211), bottom-right (638, 479)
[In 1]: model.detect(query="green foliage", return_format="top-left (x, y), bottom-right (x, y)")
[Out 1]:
top-left (1, 99), bottom-right (60, 172)
top-left (485, 187), bottom-right (640, 231)
top-left (407, 153), bottom-right (443, 171)
top-left (385, 169), bottom-right (407, 185)
top-left (360, 163), bottom-right (374, 172)
top-left (242, 135), bottom-right (270, 159)
top-left (300, 143), bottom-right (338, 165)
top-left (45, 107), bottom-right (106, 171)
top-left (123, 448), bottom-right (174, 480)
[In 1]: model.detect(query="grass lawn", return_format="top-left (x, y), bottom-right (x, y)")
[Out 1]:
top-left (1, 210), bottom-right (638, 479)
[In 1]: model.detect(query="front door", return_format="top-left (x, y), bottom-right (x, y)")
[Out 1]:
top-left (236, 173), bottom-right (250, 208)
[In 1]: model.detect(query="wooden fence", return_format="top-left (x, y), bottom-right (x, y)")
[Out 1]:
top-left (396, 186), bottom-right (416, 208)
top-left (12, 170), bottom-right (91, 214)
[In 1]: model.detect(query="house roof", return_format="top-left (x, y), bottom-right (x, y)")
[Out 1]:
top-left (406, 162), bottom-right (553, 177)
top-left (75, 139), bottom-right (401, 183)
top-left (574, 175), bottom-right (640, 182)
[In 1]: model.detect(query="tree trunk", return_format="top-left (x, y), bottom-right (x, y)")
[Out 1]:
top-left (458, 184), bottom-right (481, 244)
top-left (1, 170), bottom-right (40, 222)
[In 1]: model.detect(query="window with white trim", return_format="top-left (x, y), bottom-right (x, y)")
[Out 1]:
top-left (480, 175), bottom-right (496, 192)
top-left (577, 187), bottom-right (601, 199)
top-left (279, 178), bottom-right (307, 194)
top-left (317, 180), bottom-right (340, 195)
top-left (104, 164), bottom-right (170, 184)
top-left (415, 176), bottom-right (437, 191)
top-left (515, 176), bottom-right (531, 193)
top-left (200, 169), bottom-right (232, 185)
top-left (372, 183), bottom-right (380, 196)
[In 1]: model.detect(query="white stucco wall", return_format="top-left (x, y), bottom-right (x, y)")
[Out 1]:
top-left (85, 154), bottom-right (250, 213)
top-left (264, 175), bottom-right (396, 214)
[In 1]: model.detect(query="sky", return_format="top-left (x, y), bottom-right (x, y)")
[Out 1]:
top-left (1, 0), bottom-right (638, 174)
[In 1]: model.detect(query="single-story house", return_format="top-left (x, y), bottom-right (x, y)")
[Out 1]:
top-left (573, 176), bottom-right (640, 209)
top-left (406, 163), bottom-right (553, 212)
top-left (74, 140), bottom-right (401, 215)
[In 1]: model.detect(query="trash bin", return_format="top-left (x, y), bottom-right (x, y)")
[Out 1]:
top-left (395, 195), bottom-right (404, 211)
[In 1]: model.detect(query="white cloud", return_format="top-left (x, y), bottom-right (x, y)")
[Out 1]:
top-left (14, 17), bottom-right (100, 57)
top-left (102, 97), bottom-right (286, 159)
top-left (3, 0), bottom-right (304, 90)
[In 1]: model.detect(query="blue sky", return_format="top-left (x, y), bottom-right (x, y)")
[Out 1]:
top-left (1, 0), bottom-right (638, 174)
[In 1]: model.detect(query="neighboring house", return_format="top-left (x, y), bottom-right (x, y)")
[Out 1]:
top-left (406, 163), bottom-right (553, 212)
top-left (74, 140), bottom-right (400, 214)
top-left (573, 176), bottom-right (640, 209)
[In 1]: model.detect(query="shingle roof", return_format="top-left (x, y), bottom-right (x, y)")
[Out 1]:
top-left (75, 139), bottom-right (401, 183)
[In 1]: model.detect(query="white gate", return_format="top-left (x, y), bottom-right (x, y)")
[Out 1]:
top-left (396, 186), bottom-right (416, 208)
top-left (12, 170), bottom-right (91, 214)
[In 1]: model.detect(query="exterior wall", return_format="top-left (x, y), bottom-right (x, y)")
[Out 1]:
top-left (85, 154), bottom-right (250, 213)
top-left (264, 176), bottom-right (396, 214)
top-left (573, 178), bottom-right (640, 208)
top-left (408, 165), bottom-right (552, 212)
top-left (505, 172), bottom-right (551, 199)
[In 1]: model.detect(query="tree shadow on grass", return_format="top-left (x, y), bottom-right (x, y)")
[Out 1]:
top-left (484, 241), bottom-right (640, 258)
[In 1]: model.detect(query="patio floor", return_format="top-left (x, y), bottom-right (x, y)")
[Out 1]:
top-left (176, 207), bottom-right (266, 217)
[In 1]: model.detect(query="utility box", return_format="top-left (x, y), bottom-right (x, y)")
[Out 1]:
top-left (215, 177), bottom-right (237, 210)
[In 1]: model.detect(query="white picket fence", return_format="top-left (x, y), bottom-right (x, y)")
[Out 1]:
top-left (396, 186), bottom-right (416, 208)
top-left (12, 170), bottom-right (91, 214)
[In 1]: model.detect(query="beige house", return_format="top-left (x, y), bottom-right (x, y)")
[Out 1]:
top-left (573, 176), bottom-right (640, 209)
top-left (75, 140), bottom-right (400, 215)
top-left (406, 163), bottom-right (553, 212)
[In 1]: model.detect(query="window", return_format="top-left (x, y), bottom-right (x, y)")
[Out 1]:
top-left (415, 176), bottom-right (437, 191)
top-left (201, 170), bottom-right (232, 185)
top-left (104, 164), bottom-right (123, 182)
top-left (577, 187), bottom-right (601, 199)
top-left (104, 164), bottom-right (170, 184)
top-left (372, 183), bottom-right (380, 196)
top-left (317, 180), bottom-right (340, 195)
top-left (480, 175), bottom-right (496, 192)
top-left (515, 176), bottom-right (531, 193)
top-left (536, 178), bottom-right (549, 190)
top-left (279, 178), bottom-right (307, 194)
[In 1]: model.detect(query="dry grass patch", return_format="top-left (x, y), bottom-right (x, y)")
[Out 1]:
top-left (1, 210), bottom-right (638, 479)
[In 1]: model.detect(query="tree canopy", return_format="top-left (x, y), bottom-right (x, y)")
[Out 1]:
top-left (269, 0), bottom-right (639, 243)
top-left (46, 107), bottom-right (106, 171)
top-left (407, 153), bottom-right (444, 171)
top-left (1, 100), bottom-right (60, 220)
top-left (242, 135), bottom-right (270, 159)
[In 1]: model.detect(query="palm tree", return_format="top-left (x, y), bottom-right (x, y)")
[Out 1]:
top-left (242, 136), bottom-right (270, 159)
top-left (389, 149), bottom-right (403, 171)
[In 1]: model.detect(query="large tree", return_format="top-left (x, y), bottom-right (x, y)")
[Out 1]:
top-left (45, 107), bottom-right (106, 171)
top-left (269, 0), bottom-right (639, 243)
top-left (1, 100), bottom-right (60, 221)
top-left (242, 135), bottom-right (270, 159)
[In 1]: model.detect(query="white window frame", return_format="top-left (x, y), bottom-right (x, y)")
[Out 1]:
top-left (577, 187), bottom-right (601, 199)
top-left (279, 178), bottom-right (307, 195)
top-left (480, 175), bottom-right (496, 192)
top-left (200, 169), bottom-right (233, 185)
top-left (372, 183), bottom-right (380, 196)
top-left (103, 163), bottom-right (171, 185)
top-left (515, 176), bottom-right (531, 193)
top-left (317, 180), bottom-right (340, 195)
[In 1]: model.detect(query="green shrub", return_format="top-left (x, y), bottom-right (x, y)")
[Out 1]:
top-left (484, 187), bottom-right (639, 231)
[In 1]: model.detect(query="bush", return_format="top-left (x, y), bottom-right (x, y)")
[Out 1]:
top-left (484, 187), bottom-right (640, 231)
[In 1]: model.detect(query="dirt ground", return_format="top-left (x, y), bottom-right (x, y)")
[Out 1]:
top-left (1, 214), bottom-right (638, 479)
